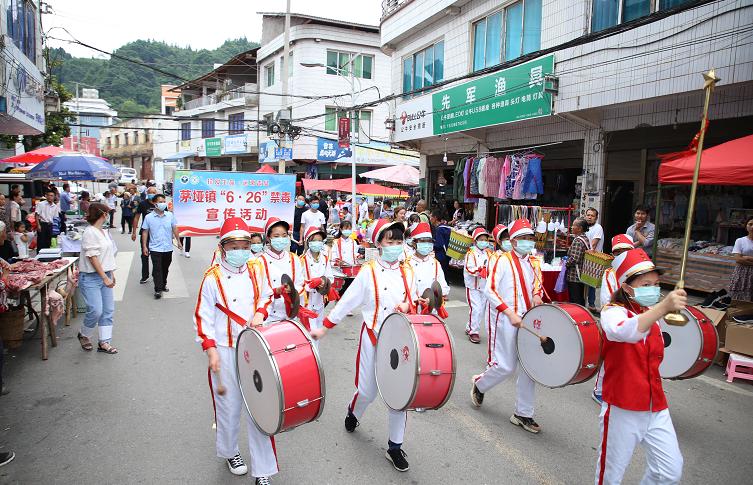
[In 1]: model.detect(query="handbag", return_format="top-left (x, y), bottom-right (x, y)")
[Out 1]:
top-left (554, 256), bottom-right (568, 293)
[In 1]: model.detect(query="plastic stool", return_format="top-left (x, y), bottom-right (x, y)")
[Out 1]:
top-left (725, 353), bottom-right (753, 383)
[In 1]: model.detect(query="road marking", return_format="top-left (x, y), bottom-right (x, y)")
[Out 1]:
top-left (445, 300), bottom-right (469, 308)
top-left (162, 255), bottom-right (189, 299)
top-left (694, 374), bottom-right (753, 398)
top-left (444, 403), bottom-right (563, 485)
top-left (113, 251), bottom-right (134, 302)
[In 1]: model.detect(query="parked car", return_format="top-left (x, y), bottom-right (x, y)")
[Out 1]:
top-left (117, 167), bottom-right (138, 185)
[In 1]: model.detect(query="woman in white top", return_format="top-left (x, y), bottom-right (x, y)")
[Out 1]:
top-left (730, 216), bottom-right (753, 302)
top-left (78, 202), bottom-right (118, 354)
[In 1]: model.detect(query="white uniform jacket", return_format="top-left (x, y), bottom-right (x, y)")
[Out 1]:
top-left (484, 251), bottom-right (543, 316)
top-left (300, 250), bottom-right (334, 309)
top-left (407, 253), bottom-right (450, 298)
top-left (257, 249), bottom-right (305, 322)
top-left (464, 246), bottom-right (491, 290)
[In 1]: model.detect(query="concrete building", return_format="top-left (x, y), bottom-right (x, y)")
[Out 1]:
top-left (0, 0), bottom-right (45, 137)
top-left (161, 84), bottom-right (179, 116)
top-left (100, 116), bottom-right (179, 181)
top-left (63, 88), bottom-right (117, 142)
top-left (381, 0), bottom-right (753, 237)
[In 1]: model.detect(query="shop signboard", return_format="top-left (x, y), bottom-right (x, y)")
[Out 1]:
top-left (316, 137), bottom-right (351, 161)
top-left (223, 134), bottom-right (249, 154)
top-left (205, 137), bottom-right (222, 157)
top-left (274, 147), bottom-right (293, 160)
top-left (259, 140), bottom-right (277, 163)
top-left (338, 117), bottom-right (351, 148)
top-left (179, 140), bottom-right (192, 151)
top-left (173, 169), bottom-right (295, 236)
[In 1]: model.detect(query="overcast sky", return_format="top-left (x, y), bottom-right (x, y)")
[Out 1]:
top-left (45, 0), bottom-right (383, 58)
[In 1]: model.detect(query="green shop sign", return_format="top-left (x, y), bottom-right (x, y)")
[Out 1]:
top-left (205, 137), bottom-right (222, 157)
top-left (431, 54), bottom-right (554, 135)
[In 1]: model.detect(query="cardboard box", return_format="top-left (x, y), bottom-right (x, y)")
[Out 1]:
top-left (725, 323), bottom-right (753, 357)
top-left (697, 307), bottom-right (727, 344)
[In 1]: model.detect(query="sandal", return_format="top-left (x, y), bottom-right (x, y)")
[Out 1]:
top-left (97, 342), bottom-right (118, 354)
top-left (77, 333), bottom-right (93, 351)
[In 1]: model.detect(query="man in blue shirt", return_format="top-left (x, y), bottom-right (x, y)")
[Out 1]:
top-left (141, 194), bottom-right (183, 299)
top-left (59, 183), bottom-right (74, 233)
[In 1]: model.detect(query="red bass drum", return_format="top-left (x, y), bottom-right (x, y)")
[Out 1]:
top-left (659, 306), bottom-right (719, 380)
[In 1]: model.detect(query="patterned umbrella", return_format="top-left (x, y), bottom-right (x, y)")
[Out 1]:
top-left (27, 153), bottom-right (119, 181)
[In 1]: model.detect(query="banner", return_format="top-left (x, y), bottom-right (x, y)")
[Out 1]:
top-left (205, 137), bottom-right (222, 157)
top-left (223, 134), bottom-right (249, 154)
top-left (173, 169), bottom-right (296, 236)
top-left (316, 137), bottom-right (351, 161)
top-left (338, 117), bottom-right (350, 148)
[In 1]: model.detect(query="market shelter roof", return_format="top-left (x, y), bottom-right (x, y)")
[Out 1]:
top-left (359, 164), bottom-right (419, 186)
top-left (0, 145), bottom-right (63, 164)
top-left (301, 178), bottom-right (409, 198)
top-left (658, 134), bottom-right (753, 186)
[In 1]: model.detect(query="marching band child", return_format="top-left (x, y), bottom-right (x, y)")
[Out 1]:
top-left (473, 219), bottom-right (544, 434)
top-left (310, 219), bottom-right (422, 473)
top-left (300, 226), bottom-right (335, 348)
top-left (489, 224), bottom-right (512, 260)
top-left (595, 248), bottom-right (686, 485)
top-left (464, 227), bottom-right (492, 344)
top-left (249, 231), bottom-right (265, 261)
top-left (257, 217), bottom-right (305, 323)
top-left (193, 218), bottom-right (277, 485)
top-left (407, 222), bottom-right (449, 310)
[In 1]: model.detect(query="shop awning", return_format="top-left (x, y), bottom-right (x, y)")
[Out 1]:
top-left (162, 151), bottom-right (196, 161)
top-left (359, 164), bottom-right (419, 186)
top-left (0, 145), bottom-right (63, 164)
top-left (302, 178), bottom-right (409, 198)
top-left (658, 134), bottom-right (753, 186)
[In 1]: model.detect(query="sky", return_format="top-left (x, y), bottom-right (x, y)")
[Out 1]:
top-left (45, 0), bottom-right (383, 58)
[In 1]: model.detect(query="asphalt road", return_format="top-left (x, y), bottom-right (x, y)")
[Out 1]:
top-left (2, 232), bottom-right (752, 484)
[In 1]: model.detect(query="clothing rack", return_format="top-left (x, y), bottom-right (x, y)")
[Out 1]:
top-left (456, 141), bottom-right (563, 156)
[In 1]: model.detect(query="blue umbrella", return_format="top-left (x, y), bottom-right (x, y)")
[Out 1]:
top-left (27, 153), bottom-right (119, 181)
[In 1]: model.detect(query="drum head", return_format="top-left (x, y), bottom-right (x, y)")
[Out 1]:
top-left (376, 313), bottom-right (418, 411)
top-left (236, 328), bottom-right (283, 435)
top-left (517, 305), bottom-right (584, 388)
top-left (659, 308), bottom-right (702, 379)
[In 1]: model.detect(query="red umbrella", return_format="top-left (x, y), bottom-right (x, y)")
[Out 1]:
top-left (0, 145), bottom-right (63, 164)
top-left (658, 134), bottom-right (753, 186)
top-left (256, 164), bottom-right (277, 174)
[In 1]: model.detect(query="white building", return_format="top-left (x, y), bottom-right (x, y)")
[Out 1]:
top-left (100, 116), bottom-right (179, 182)
top-left (381, 0), bottom-right (753, 236)
top-left (0, 0), bottom-right (45, 138)
top-left (63, 88), bottom-right (117, 141)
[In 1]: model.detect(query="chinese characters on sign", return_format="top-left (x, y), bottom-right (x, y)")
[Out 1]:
top-left (205, 137), bottom-right (222, 157)
top-left (316, 137), bottom-right (352, 161)
top-left (338, 117), bottom-right (351, 148)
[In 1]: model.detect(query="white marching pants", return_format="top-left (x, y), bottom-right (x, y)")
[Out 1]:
top-left (349, 324), bottom-right (407, 445)
top-left (466, 288), bottom-right (486, 335)
top-left (211, 346), bottom-right (279, 478)
top-left (475, 311), bottom-right (536, 418)
top-left (306, 302), bottom-right (325, 351)
top-left (594, 365), bottom-right (605, 395)
top-left (595, 404), bottom-right (683, 485)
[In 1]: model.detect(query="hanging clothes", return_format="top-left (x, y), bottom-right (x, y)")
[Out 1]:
top-left (522, 156), bottom-right (544, 195)
top-left (498, 156), bottom-right (511, 199)
top-left (477, 157), bottom-right (488, 196)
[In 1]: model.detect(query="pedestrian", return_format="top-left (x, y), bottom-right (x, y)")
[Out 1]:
top-left (131, 186), bottom-right (157, 284)
top-left (310, 219), bottom-right (423, 473)
top-left (257, 217), bottom-right (304, 322)
top-left (77, 202), bottom-right (118, 354)
top-left (358, 196), bottom-right (369, 224)
top-left (595, 248), bottom-right (686, 485)
top-left (394, 206), bottom-right (407, 224)
top-left (729, 216), bottom-right (753, 302)
top-left (193, 217), bottom-right (278, 483)
top-left (450, 200), bottom-right (464, 226)
top-left (9, 191), bottom-right (22, 225)
top-left (120, 192), bottom-right (135, 234)
top-left (407, 222), bottom-right (450, 310)
top-left (300, 226), bottom-right (334, 348)
top-left (473, 219), bottom-right (544, 434)
top-left (141, 194), bottom-right (183, 299)
top-left (331, 220), bottom-right (359, 296)
top-left (59, 183), bottom-right (74, 233)
top-left (626, 206), bottom-right (656, 257)
top-left (565, 218), bottom-right (591, 306)
top-left (79, 191), bottom-right (91, 215)
top-left (340, 206), bottom-right (352, 224)
top-left (464, 226), bottom-right (491, 344)
top-left (105, 190), bottom-right (117, 227)
top-left (292, 194), bottom-right (307, 255)
top-left (380, 199), bottom-right (394, 220)
top-left (34, 189), bottom-right (60, 250)
top-left (430, 209), bottom-right (451, 276)
top-left (13, 221), bottom-right (32, 259)
top-left (327, 198), bottom-right (340, 227)
top-left (299, 195), bottom-right (326, 238)
top-left (585, 207), bottom-right (604, 311)
top-left (318, 193), bottom-right (329, 224)
top-left (180, 236), bottom-right (192, 258)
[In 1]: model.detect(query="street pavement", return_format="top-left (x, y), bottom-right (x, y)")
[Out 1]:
top-left (2, 231), bottom-right (753, 484)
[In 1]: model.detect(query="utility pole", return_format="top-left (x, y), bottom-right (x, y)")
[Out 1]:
top-left (279, 0), bottom-right (291, 174)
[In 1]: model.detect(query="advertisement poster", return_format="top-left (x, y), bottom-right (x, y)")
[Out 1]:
top-left (173, 170), bottom-right (296, 236)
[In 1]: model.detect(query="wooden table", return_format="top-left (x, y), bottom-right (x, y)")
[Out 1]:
top-left (12, 257), bottom-right (79, 360)
top-left (655, 248), bottom-right (736, 293)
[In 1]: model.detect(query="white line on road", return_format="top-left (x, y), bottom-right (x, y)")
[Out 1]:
top-left (113, 251), bottom-right (134, 302)
top-left (162, 254), bottom-right (189, 299)
top-left (694, 374), bottom-right (753, 398)
top-left (445, 300), bottom-right (469, 308)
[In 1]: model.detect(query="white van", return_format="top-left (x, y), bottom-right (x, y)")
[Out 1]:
top-left (118, 167), bottom-right (138, 185)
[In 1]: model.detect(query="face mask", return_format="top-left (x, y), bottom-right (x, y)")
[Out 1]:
top-left (380, 245), bottom-right (403, 263)
top-left (476, 240), bottom-right (489, 250)
top-left (515, 240), bottom-right (535, 255)
top-left (156, 202), bottom-right (168, 211)
top-left (146, 194), bottom-right (155, 200)
top-left (341, 229), bottom-right (352, 237)
top-left (250, 243), bottom-right (263, 254)
top-left (405, 237), bottom-right (413, 246)
top-left (309, 241), bottom-right (324, 253)
top-left (296, 200), bottom-right (305, 207)
top-left (501, 240), bottom-right (513, 252)
top-left (224, 249), bottom-right (251, 268)
top-left (270, 236), bottom-right (291, 252)
top-left (416, 242), bottom-right (433, 256)
top-left (631, 285), bottom-right (661, 307)
top-left (311, 203), bottom-right (319, 210)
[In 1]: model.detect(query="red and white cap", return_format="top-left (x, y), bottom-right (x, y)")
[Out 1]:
top-left (265, 216), bottom-right (289, 237)
top-left (410, 222), bottom-right (433, 240)
top-left (491, 224), bottom-right (508, 243)
top-left (219, 217), bottom-right (251, 243)
top-left (613, 248), bottom-right (659, 285)
top-left (304, 225), bottom-right (327, 242)
top-left (611, 234), bottom-right (636, 252)
top-left (509, 218), bottom-right (534, 239)
top-left (371, 218), bottom-right (405, 245)
top-left (472, 227), bottom-right (490, 241)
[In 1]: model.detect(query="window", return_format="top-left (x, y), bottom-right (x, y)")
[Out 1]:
top-left (265, 64), bottom-right (275, 87)
top-left (326, 51), bottom-right (374, 79)
top-left (5, 1), bottom-right (37, 61)
top-left (133, 131), bottom-right (139, 144)
top-left (229, 113), bottom-right (244, 135)
top-left (659, 0), bottom-right (692, 8)
top-left (164, 106), bottom-right (174, 116)
top-left (202, 119), bottom-right (215, 138)
top-left (402, 41), bottom-right (445, 97)
top-left (181, 122), bottom-right (191, 141)
top-left (124, 133), bottom-right (129, 146)
top-left (472, 0), bottom-right (541, 71)
top-left (324, 107), bottom-right (372, 141)
top-left (591, 0), bottom-right (686, 32)
top-left (106, 137), bottom-right (111, 149)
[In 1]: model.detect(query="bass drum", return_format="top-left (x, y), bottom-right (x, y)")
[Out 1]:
top-left (659, 306), bottom-right (719, 380)
top-left (516, 303), bottom-right (602, 388)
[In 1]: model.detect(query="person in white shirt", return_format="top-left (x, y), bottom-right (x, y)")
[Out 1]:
top-left (585, 207), bottom-right (605, 311)
top-left (257, 217), bottom-right (305, 323)
top-left (464, 227), bottom-right (492, 344)
top-left (35, 189), bottom-right (60, 250)
top-left (299, 195), bottom-right (326, 239)
top-left (407, 222), bottom-right (450, 313)
top-left (77, 202), bottom-right (118, 354)
top-left (358, 196), bottom-right (369, 224)
top-left (105, 189), bottom-right (118, 227)
top-left (12, 221), bottom-right (33, 259)
top-left (300, 226), bottom-right (334, 348)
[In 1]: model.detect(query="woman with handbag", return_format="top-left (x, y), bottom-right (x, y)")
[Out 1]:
top-left (565, 218), bottom-right (590, 306)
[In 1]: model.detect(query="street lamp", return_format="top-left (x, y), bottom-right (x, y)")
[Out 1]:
top-left (300, 60), bottom-right (363, 218)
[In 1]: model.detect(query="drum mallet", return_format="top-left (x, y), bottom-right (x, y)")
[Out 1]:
top-left (520, 325), bottom-right (555, 355)
top-left (212, 369), bottom-right (227, 396)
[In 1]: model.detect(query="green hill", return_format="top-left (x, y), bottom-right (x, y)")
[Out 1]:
top-left (50, 38), bottom-right (258, 115)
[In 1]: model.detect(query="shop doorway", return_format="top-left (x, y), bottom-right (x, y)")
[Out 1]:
top-left (605, 180), bottom-right (635, 240)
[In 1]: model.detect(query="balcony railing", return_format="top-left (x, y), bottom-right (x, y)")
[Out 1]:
top-left (381, 0), bottom-right (410, 20)
top-left (182, 83), bottom-right (259, 111)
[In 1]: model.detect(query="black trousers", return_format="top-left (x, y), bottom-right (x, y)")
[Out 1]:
top-left (150, 251), bottom-right (173, 293)
top-left (109, 210), bottom-right (115, 227)
top-left (38, 221), bottom-right (52, 250)
top-left (568, 281), bottom-right (586, 306)
top-left (121, 215), bottom-right (133, 233)
top-left (180, 237), bottom-right (191, 252)
top-left (140, 229), bottom-right (150, 281)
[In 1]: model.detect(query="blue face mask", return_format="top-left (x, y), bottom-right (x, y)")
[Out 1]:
top-left (515, 240), bottom-right (535, 255)
top-left (476, 240), bottom-right (489, 250)
top-left (224, 249), bottom-right (251, 268)
top-left (341, 229), bottom-right (352, 237)
top-left (270, 236), bottom-right (290, 252)
top-left (250, 243), bottom-right (263, 254)
top-left (146, 194), bottom-right (155, 200)
top-left (405, 237), bottom-right (413, 246)
top-left (309, 241), bottom-right (324, 253)
top-left (501, 240), bottom-right (513, 252)
top-left (156, 202), bottom-right (168, 211)
top-left (296, 200), bottom-right (305, 207)
top-left (631, 285), bottom-right (661, 307)
top-left (311, 203), bottom-right (319, 210)
top-left (380, 245), bottom-right (403, 263)
top-left (416, 242), bottom-right (433, 256)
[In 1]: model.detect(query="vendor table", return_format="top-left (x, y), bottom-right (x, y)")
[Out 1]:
top-left (542, 268), bottom-right (569, 302)
top-left (58, 234), bottom-right (82, 254)
top-left (655, 248), bottom-right (736, 293)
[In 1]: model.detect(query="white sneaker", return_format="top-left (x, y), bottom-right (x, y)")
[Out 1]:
top-left (184, 252), bottom-right (190, 258)
top-left (226, 453), bottom-right (248, 475)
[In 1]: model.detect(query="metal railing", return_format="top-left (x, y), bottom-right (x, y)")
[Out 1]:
top-left (181, 83), bottom-right (258, 111)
